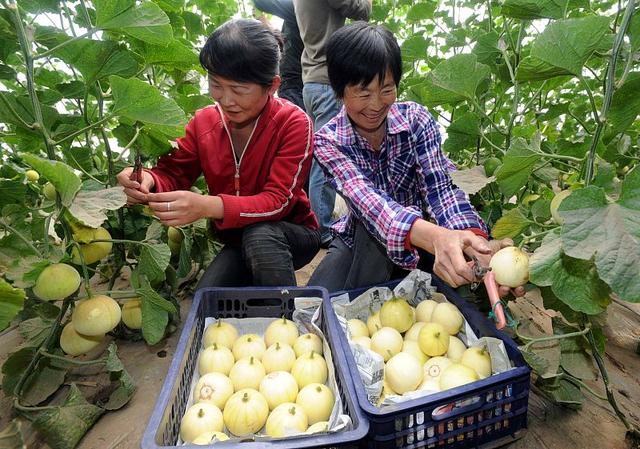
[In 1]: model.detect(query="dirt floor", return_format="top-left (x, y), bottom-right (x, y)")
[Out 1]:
top-left (1, 250), bottom-right (639, 449)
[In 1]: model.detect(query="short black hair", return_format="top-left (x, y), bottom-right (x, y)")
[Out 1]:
top-left (326, 22), bottom-right (402, 98)
top-left (200, 18), bottom-right (282, 86)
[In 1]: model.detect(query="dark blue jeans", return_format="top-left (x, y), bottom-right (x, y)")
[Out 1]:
top-left (196, 222), bottom-right (321, 288)
top-left (307, 221), bottom-right (434, 293)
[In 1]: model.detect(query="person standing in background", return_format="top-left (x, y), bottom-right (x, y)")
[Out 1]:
top-left (293, 0), bottom-right (372, 248)
top-left (253, 0), bottom-right (305, 110)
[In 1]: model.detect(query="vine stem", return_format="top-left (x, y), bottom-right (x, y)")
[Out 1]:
top-left (0, 219), bottom-right (41, 256)
top-left (585, 323), bottom-right (635, 433)
top-left (39, 350), bottom-right (104, 366)
top-left (33, 28), bottom-right (96, 59)
top-left (519, 228), bottom-right (554, 246)
top-left (519, 325), bottom-right (591, 351)
top-left (5, 0), bottom-right (56, 160)
top-left (0, 93), bottom-right (35, 129)
top-left (70, 241), bottom-right (94, 297)
top-left (52, 115), bottom-right (113, 146)
top-left (13, 298), bottom-right (72, 400)
top-left (584, 0), bottom-right (636, 185)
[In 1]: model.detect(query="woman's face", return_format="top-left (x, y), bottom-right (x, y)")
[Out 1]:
top-left (342, 70), bottom-right (397, 134)
top-left (208, 74), bottom-right (280, 128)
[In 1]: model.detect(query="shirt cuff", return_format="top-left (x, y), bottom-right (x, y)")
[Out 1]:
top-left (388, 208), bottom-right (421, 269)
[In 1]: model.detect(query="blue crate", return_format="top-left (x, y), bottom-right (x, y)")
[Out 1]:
top-left (142, 286), bottom-right (369, 449)
top-left (323, 276), bottom-right (531, 449)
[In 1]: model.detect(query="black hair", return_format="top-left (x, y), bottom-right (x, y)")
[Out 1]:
top-left (199, 18), bottom-right (283, 87)
top-left (326, 21), bottom-right (402, 98)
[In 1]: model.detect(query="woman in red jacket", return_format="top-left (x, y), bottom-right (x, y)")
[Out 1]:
top-left (117, 19), bottom-right (320, 287)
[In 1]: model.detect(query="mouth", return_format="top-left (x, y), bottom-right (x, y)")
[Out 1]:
top-left (363, 111), bottom-right (385, 121)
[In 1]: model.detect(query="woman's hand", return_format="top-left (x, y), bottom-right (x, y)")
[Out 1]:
top-left (146, 191), bottom-right (223, 226)
top-left (116, 167), bottom-right (155, 205)
top-left (465, 238), bottom-right (526, 298)
top-left (429, 227), bottom-right (493, 288)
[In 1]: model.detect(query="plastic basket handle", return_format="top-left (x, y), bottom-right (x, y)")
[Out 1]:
top-left (484, 271), bottom-right (506, 330)
top-left (431, 396), bottom-right (485, 421)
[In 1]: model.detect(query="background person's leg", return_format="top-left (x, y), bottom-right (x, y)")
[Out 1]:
top-left (307, 237), bottom-right (353, 292)
top-left (303, 83), bottom-right (341, 246)
top-left (344, 221), bottom-right (396, 290)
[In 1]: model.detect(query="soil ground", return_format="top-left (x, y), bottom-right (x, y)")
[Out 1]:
top-left (1, 250), bottom-right (639, 449)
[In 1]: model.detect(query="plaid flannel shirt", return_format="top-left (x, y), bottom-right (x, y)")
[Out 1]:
top-left (314, 101), bottom-right (488, 269)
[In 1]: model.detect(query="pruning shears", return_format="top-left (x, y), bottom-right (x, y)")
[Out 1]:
top-left (468, 256), bottom-right (507, 330)
top-left (131, 149), bottom-right (143, 184)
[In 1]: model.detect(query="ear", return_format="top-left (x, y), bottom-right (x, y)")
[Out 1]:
top-left (268, 75), bottom-right (281, 96)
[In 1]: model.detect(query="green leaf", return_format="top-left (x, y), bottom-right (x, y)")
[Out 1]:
top-left (419, 54), bottom-right (491, 106)
top-left (537, 377), bottom-right (583, 409)
top-left (20, 155), bottom-right (81, 207)
top-left (103, 343), bottom-right (136, 410)
top-left (67, 187), bottom-right (127, 229)
top-left (0, 180), bottom-right (26, 207)
top-left (1, 347), bottom-right (37, 397)
top-left (473, 31), bottom-right (502, 67)
top-left (95, 0), bottom-right (173, 45)
top-left (448, 112), bottom-right (480, 136)
top-left (502, 0), bottom-right (587, 20)
top-left (0, 419), bottom-right (26, 449)
top-left (627, 13), bottom-right (640, 52)
top-left (0, 278), bottom-right (25, 331)
top-left (540, 286), bottom-right (580, 323)
top-left (491, 208), bottom-right (530, 239)
top-left (31, 384), bottom-right (105, 449)
top-left (176, 227), bottom-right (193, 279)
top-left (52, 39), bottom-right (139, 84)
top-left (559, 171), bottom-right (640, 303)
top-left (109, 75), bottom-right (187, 137)
top-left (606, 73), bottom-right (640, 139)
top-left (135, 277), bottom-right (172, 345)
top-left (495, 138), bottom-right (541, 196)
top-left (559, 336), bottom-right (597, 381)
top-left (520, 347), bottom-right (550, 374)
top-left (139, 243), bottom-right (171, 285)
top-left (61, 147), bottom-right (94, 172)
top-left (516, 16), bottom-right (611, 82)
top-left (18, 317), bottom-right (54, 349)
top-left (0, 63), bottom-right (16, 80)
top-left (401, 34), bottom-right (429, 61)
top-left (3, 257), bottom-right (50, 289)
top-left (449, 166), bottom-right (494, 196)
top-left (17, 0), bottom-right (60, 13)
top-left (530, 230), bottom-right (611, 314)
top-left (21, 354), bottom-right (68, 406)
top-left (406, 2), bottom-right (437, 21)
top-left (174, 94), bottom-right (213, 115)
top-left (138, 39), bottom-right (199, 68)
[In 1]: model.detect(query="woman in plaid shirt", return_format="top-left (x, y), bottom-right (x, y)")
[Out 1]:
top-left (308, 22), bottom-right (525, 297)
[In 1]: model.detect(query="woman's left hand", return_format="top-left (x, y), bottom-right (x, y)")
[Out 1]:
top-left (465, 238), bottom-right (527, 298)
top-left (147, 191), bottom-right (220, 226)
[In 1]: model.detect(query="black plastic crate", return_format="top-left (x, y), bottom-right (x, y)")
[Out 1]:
top-left (142, 287), bottom-right (369, 449)
top-left (323, 276), bottom-right (531, 449)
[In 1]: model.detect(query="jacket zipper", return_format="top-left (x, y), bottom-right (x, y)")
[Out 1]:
top-left (218, 105), bottom-right (260, 196)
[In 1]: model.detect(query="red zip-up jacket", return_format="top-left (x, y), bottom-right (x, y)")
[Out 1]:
top-left (148, 97), bottom-right (318, 238)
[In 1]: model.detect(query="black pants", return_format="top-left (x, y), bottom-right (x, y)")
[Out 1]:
top-left (308, 221), bottom-right (434, 293)
top-left (196, 222), bottom-right (321, 288)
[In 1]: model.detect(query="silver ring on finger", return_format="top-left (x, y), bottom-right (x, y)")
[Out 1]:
top-left (166, 202), bottom-right (171, 211)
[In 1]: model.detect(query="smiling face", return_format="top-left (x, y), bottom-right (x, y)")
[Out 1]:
top-left (208, 74), bottom-right (280, 128)
top-left (342, 70), bottom-right (397, 135)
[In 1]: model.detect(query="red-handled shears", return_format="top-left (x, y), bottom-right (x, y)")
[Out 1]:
top-left (468, 256), bottom-right (506, 330)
